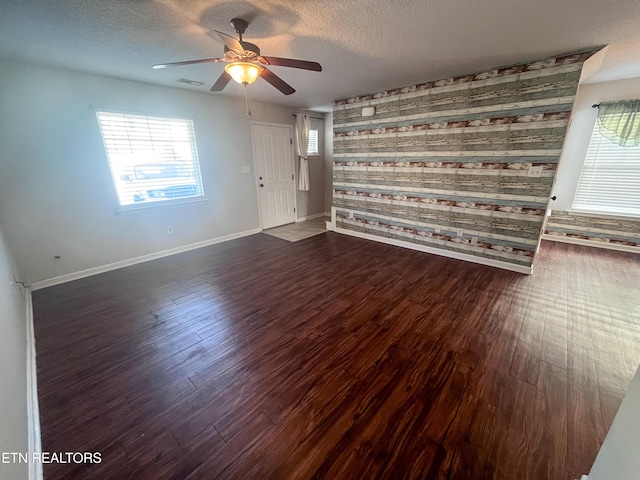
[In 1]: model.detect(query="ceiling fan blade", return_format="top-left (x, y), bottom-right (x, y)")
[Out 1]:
top-left (260, 68), bottom-right (295, 95)
top-left (153, 58), bottom-right (225, 69)
top-left (213, 30), bottom-right (245, 53)
top-left (260, 56), bottom-right (322, 72)
top-left (210, 71), bottom-right (232, 92)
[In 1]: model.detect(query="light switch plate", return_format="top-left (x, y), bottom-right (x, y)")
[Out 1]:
top-left (241, 166), bottom-right (251, 174)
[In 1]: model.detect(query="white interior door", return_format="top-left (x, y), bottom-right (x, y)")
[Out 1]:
top-left (252, 123), bottom-right (296, 229)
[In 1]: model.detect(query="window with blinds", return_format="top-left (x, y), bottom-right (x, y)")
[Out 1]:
top-left (572, 119), bottom-right (640, 217)
top-left (308, 128), bottom-right (319, 155)
top-left (96, 111), bottom-right (205, 209)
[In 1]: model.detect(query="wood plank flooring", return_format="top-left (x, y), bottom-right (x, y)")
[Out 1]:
top-left (32, 233), bottom-right (640, 479)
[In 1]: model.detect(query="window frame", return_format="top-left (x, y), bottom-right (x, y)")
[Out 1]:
top-left (95, 109), bottom-right (207, 213)
top-left (307, 128), bottom-right (319, 156)
top-left (570, 117), bottom-right (640, 219)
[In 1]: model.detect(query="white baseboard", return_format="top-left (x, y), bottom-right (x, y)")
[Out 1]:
top-left (542, 234), bottom-right (640, 254)
top-left (25, 288), bottom-right (43, 480)
top-left (336, 227), bottom-right (533, 274)
top-left (295, 212), bottom-right (327, 222)
top-left (31, 228), bottom-right (261, 290)
top-left (323, 211), bottom-right (331, 217)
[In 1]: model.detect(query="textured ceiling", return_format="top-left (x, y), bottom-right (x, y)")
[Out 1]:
top-left (1, 0), bottom-right (640, 111)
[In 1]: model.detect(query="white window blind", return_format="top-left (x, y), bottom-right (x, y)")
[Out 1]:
top-left (573, 119), bottom-right (640, 217)
top-left (96, 111), bottom-right (205, 208)
top-left (308, 128), bottom-right (319, 155)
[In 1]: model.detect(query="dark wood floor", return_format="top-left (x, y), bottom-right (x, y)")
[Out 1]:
top-left (33, 232), bottom-right (640, 480)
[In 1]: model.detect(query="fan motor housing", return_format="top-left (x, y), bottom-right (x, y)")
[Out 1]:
top-left (224, 42), bottom-right (260, 60)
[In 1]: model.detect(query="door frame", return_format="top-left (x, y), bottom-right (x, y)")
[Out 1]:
top-left (250, 121), bottom-right (298, 230)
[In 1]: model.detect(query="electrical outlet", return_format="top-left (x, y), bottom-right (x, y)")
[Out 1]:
top-left (362, 106), bottom-right (376, 117)
top-left (241, 166), bottom-right (251, 174)
top-left (434, 226), bottom-right (441, 234)
top-left (167, 226), bottom-right (174, 234)
top-left (456, 228), bottom-right (464, 237)
top-left (528, 165), bottom-right (543, 177)
top-left (471, 236), bottom-right (478, 245)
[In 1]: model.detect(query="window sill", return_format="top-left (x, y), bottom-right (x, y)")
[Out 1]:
top-left (115, 197), bottom-right (209, 215)
top-left (567, 209), bottom-right (640, 222)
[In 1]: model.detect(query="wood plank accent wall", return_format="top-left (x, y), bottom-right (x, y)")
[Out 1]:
top-left (332, 51), bottom-right (597, 269)
top-left (545, 210), bottom-right (640, 250)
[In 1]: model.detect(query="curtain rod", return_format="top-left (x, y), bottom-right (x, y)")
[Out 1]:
top-left (593, 99), bottom-right (640, 108)
top-left (293, 114), bottom-right (324, 120)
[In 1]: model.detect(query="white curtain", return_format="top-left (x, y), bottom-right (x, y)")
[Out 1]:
top-left (295, 114), bottom-right (310, 191)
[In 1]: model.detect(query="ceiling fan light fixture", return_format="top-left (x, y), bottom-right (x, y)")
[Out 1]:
top-left (154, 18), bottom-right (320, 95)
top-left (225, 62), bottom-right (262, 85)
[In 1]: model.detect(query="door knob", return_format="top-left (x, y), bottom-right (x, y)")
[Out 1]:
top-left (260, 183), bottom-right (264, 187)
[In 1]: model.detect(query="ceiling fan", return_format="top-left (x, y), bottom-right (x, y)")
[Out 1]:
top-left (153, 17), bottom-right (322, 95)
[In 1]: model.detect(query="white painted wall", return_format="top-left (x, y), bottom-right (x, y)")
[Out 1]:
top-left (293, 112), bottom-right (326, 219)
top-left (552, 77), bottom-right (640, 210)
top-left (323, 111), bottom-right (334, 214)
top-left (588, 363), bottom-right (640, 480)
top-left (0, 59), bottom-right (318, 284)
top-left (0, 224), bottom-right (28, 480)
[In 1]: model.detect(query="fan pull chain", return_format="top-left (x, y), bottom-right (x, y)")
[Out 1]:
top-left (244, 84), bottom-right (252, 117)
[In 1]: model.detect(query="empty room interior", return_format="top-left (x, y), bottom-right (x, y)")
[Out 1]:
top-left (2, 1), bottom-right (640, 479)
